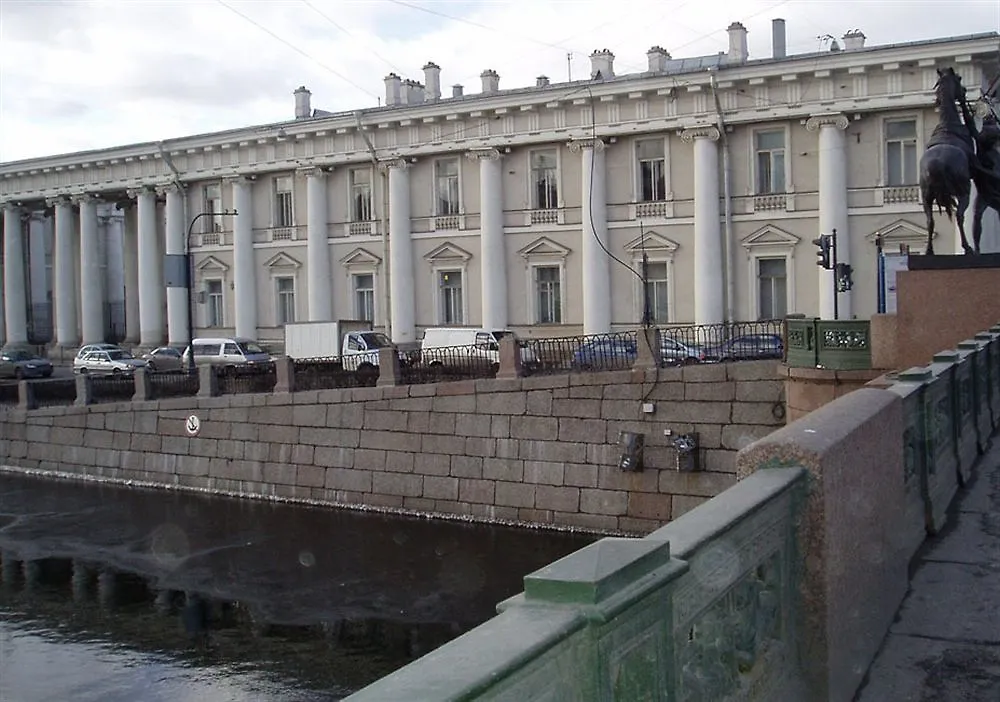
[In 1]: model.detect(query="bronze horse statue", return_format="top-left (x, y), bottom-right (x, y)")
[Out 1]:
top-left (920, 67), bottom-right (977, 255)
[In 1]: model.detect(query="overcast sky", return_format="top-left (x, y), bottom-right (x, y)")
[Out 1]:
top-left (0, 0), bottom-right (997, 163)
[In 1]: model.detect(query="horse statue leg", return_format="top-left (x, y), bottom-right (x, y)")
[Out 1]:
top-left (972, 190), bottom-right (987, 254)
top-left (923, 186), bottom-right (937, 256)
top-left (956, 188), bottom-right (974, 255)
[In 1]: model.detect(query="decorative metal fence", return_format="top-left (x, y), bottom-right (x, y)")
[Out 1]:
top-left (656, 320), bottom-right (785, 363)
top-left (403, 344), bottom-right (500, 385)
top-left (293, 359), bottom-right (367, 391)
top-left (90, 374), bottom-right (138, 404)
top-left (217, 363), bottom-right (277, 396)
top-left (149, 370), bottom-right (199, 399)
top-left (31, 378), bottom-right (77, 406)
top-left (0, 382), bottom-right (18, 405)
top-left (785, 318), bottom-right (870, 370)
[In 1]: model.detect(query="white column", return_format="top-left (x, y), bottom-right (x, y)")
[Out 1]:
top-left (121, 203), bottom-right (140, 344)
top-left (682, 127), bottom-right (725, 325)
top-left (2, 203), bottom-right (28, 345)
top-left (161, 185), bottom-right (189, 346)
top-left (76, 195), bottom-right (104, 345)
top-left (132, 186), bottom-right (165, 346)
top-left (808, 114), bottom-right (851, 319)
top-left (231, 176), bottom-right (258, 339)
top-left (387, 161), bottom-right (415, 343)
top-left (304, 167), bottom-right (332, 321)
top-left (51, 197), bottom-right (79, 348)
top-left (572, 139), bottom-right (612, 335)
top-left (468, 149), bottom-right (507, 329)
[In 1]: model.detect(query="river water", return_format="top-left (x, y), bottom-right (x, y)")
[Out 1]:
top-left (0, 472), bottom-right (596, 701)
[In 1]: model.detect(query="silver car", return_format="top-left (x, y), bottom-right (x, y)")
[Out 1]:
top-left (73, 349), bottom-right (147, 376)
top-left (0, 348), bottom-right (54, 379)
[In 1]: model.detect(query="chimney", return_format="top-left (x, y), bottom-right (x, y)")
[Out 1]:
top-left (727, 21), bottom-right (749, 63)
top-left (842, 30), bottom-right (866, 51)
top-left (293, 86), bottom-right (312, 119)
top-left (384, 73), bottom-right (402, 106)
top-left (536, 75), bottom-right (550, 87)
top-left (589, 49), bottom-right (615, 79)
top-left (480, 69), bottom-right (499, 93)
top-left (423, 61), bottom-right (441, 101)
top-left (403, 79), bottom-right (425, 104)
top-left (647, 46), bottom-right (671, 72)
top-left (771, 19), bottom-right (786, 59)
top-left (452, 84), bottom-right (464, 98)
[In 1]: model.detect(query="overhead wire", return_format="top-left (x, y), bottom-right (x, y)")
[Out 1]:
top-left (300, 0), bottom-right (403, 75)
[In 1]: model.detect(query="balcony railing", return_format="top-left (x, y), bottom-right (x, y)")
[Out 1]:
top-left (786, 318), bottom-right (872, 370)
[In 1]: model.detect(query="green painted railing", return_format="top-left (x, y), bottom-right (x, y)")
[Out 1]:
top-left (785, 318), bottom-right (872, 370)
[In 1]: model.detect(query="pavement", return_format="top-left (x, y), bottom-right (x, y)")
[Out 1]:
top-left (855, 438), bottom-right (1000, 701)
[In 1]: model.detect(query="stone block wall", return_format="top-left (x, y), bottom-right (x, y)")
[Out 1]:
top-left (0, 361), bottom-right (785, 534)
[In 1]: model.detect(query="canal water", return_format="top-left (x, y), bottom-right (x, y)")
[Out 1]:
top-left (0, 472), bottom-right (596, 701)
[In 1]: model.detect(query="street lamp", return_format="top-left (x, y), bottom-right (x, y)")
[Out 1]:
top-left (185, 209), bottom-right (237, 374)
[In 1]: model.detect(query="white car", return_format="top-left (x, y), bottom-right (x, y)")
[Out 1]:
top-left (73, 349), bottom-right (147, 376)
top-left (76, 343), bottom-right (125, 360)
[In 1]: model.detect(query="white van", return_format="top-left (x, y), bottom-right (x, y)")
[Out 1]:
top-left (183, 337), bottom-right (272, 371)
top-left (420, 328), bottom-right (538, 369)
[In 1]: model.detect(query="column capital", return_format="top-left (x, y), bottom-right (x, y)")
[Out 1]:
top-left (680, 126), bottom-right (721, 143)
top-left (155, 182), bottom-right (185, 197)
top-left (567, 138), bottom-right (607, 153)
top-left (805, 113), bottom-right (849, 132)
top-left (224, 174), bottom-right (257, 186)
top-left (70, 193), bottom-right (100, 206)
top-left (1, 200), bottom-right (22, 213)
top-left (465, 147), bottom-right (502, 162)
top-left (297, 165), bottom-right (330, 178)
top-left (126, 185), bottom-right (157, 199)
top-left (45, 195), bottom-right (72, 207)
top-left (378, 157), bottom-right (412, 172)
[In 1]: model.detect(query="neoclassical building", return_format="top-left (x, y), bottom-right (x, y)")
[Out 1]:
top-left (1, 21), bottom-right (998, 350)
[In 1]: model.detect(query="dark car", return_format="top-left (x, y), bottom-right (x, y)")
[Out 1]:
top-left (571, 338), bottom-right (637, 370)
top-left (701, 334), bottom-right (784, 362)
top-left (659, 336), bottom-right (706, 366)
top-left (0, 348), bottom-right (54, 379)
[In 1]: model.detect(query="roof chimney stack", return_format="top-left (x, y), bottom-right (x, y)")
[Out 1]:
top-left (647, 46), bottom-right (671, 72)
top-left (384, 73), bottom-right (402, 106)
top-left (589, 49), bottom-right (615, 79)
top-left (403, 79), bottom-right (425, 104)
top-left (480, 69), bottom-right (499, 93)
top-left (771, 19), bottom-right (786, 59)
top-left (423, 61), bottom-right (441, 100)
top-left (727, 21), bottom-right (748, 63)
top-left (293, 86), bottom-right (312, 119)
top-left (536, 75), bottom-right (550, 87)
top-left (842, 30), bottom-right (866, 51)
top-left (452, 84), bottom-right (464, 98)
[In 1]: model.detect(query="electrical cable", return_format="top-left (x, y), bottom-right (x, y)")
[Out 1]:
top-left (301, 0), bottom-right (403, 75)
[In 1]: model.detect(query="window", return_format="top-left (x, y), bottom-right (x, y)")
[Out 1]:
top-left (531, 150), bottom-right (559, 209)
top-left (755, 130), bottom-right (786, 194)
top-left (273, 176), bottom-right (294, 227)
top-left (438, 270), bottom-right (463, 325)
top-left (636, 139), bottom-right (666, 201)
top-left (642, 261), bottom-right (670, 324)
top-left (885, 119), bottom-right (917, 186)
top-left (350, 169), bottom-right (372, 222)
top-left (435, 159), bottom-right (460, 215)
top-left (353, 273), bottom-right (375, 322)
top-left (276, 276), bottom-right (296, 325)
top-left (203, 184), bottom-right (223, 233)
top-left (534, 266), bottom-right (561, 324)
top-left (757, 258), bottom-right (787, 320)
top-left (205, 279), bottom-right (224, 327)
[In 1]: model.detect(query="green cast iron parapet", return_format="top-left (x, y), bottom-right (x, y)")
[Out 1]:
top-left (785, 318), bottom-right (872, 370)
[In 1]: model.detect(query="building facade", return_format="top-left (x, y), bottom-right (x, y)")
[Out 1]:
top-left (1, 22), bottom-right (998, 350)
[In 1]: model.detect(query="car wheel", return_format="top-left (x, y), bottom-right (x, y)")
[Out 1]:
top-left (78, 367), bottom-right (88, 375)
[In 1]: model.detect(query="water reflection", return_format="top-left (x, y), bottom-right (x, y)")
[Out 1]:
top-left (0, 473), bottom-right (595, 700)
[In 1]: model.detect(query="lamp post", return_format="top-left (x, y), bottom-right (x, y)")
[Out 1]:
top-left (186, 209), bottom-right (236, 374)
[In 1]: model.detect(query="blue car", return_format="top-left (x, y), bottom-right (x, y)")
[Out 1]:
top-left (571, 338), bottom-right (637, 370)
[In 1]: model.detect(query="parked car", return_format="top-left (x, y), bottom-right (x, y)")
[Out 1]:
top-left (182, 337), bottom-right (272, 372)
top-left (658, 336), bottom-right (706, 366)
top-left (76, 343), bottom-right (125, 360)
top-left (571, 338), bottom-right (637, 370)
top-left (0, 348), bottom-right (53, 379)
top-left (421, 327), bottom-right (540, 371)
top-left (700, 334), bottom-right (784, 362)
top-left (141, 346), bottom-right (185, 372)
top-left (73, 349), bottom-right (147, 375)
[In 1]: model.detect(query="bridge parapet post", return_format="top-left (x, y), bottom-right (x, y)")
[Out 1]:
top-left (497, 336), bottom-right (523, 379)
top-left (74, 375), bottom-right (92, 406)
top-left (376, 347), bottom-right (400, 387)
top-left (17, 381), bottom-right (36, 410)
top-left (198, 365), bottom-right (218, 398)
top-left (133, 368), bottom-right (152, 401)
top-left (274, 357), bottom-right (296, 393)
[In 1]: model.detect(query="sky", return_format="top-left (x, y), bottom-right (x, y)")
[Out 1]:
top-left (0, 0), bottom-right (997, 164)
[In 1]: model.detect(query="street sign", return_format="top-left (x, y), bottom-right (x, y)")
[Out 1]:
top-left (185, 415), bottom-right (201, 436)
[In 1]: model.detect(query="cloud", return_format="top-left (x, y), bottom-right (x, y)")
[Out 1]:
top-left (0, 0), bottom-right (997, 162)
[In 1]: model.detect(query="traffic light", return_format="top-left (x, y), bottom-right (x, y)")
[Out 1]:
top-left (812, 235), bottom-right (833, 270)
top-left (836, 262), bottom-right (854, 292)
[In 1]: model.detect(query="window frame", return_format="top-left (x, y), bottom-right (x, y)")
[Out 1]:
top-left (751, 127), bottom-right (788, 195)
top-left (352, 272), bottom-right (377, 323)
top-left (527, 148), bottom-right (561, 211)
top-left (532, 264), bottom-right (564, 325)
top-left (755, 257), bottom-right (789, 321)
top-left (435, 268), bottom-right (465, 326)
top-left (272, 175), bottom-right (295, 228)
top-left (274, 274), bottom-right (297, 326)
top-left (882, 116), bottom-right (920, 187)
top-left (202, 183), bottom-right (224, 234)
top-left (634, 137), bottom-right (669, 203)
top-left (349, 167), bottom-right (374, 223)
top-left (433, 157), bottom-right (462, 217)
top-left (204, 277), bottom-right (225, 328)
top-left (741, 226), bottom-right (798, 320)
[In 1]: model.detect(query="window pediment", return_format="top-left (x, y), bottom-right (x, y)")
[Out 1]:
top-left (866, 219), bottom-right (934, 245)
top-left (196, 255), bottom-right (229, 273)
top-left (518, 236), bottom-right (571, 260)
top-left (340, 247), bottom-right (382, 268)
top-left (741, 225), bottom-right (800, 251)
top-left (624, 231), bottom-right (680, 257)
top-left (424, 242), bottom-right (472, 264)
top-left (264, 252), bottom-right (301, 269)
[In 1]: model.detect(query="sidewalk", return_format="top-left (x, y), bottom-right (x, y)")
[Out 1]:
top-left (856, 439), bottom-right (1000, 701)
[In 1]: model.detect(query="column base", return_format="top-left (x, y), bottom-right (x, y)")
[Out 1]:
top-left (48, 344), bottom-right (80, 363)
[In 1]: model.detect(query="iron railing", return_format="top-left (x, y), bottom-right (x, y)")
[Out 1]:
top-left (0, 382), bottom-right (18, 405)
top-left (403, 344), bottom-right (500, 384)
top-left (525, 332), bottom-right (639, 375)
top-left (149, 370), bottom-right (199, 399)
top-left (656, 320), bottom-right (785, 363)
top-left (31, 378), bottom-right (77, 406)
top-left (785, 319), bottom-right (871, 370)
top-left (90, 374), bottom-right (138, 404)
top-left (293, 359), bottom-right (367, 391)
top-left (217, 363), bottom-right (277, 396)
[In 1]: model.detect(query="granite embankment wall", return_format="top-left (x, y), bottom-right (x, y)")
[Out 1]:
top-left (0, 361), bottom-right (784, 534)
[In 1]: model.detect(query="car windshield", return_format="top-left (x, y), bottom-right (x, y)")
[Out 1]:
top-left (360, 332), bottom-right (392, 349)
top-left (6, 350), bottom-right (35, 361)
top-left (237, 342), bottom-right (266, 355)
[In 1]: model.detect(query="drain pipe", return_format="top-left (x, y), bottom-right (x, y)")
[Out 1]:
top-left (709, 70), bottom-right (736, 325)
top-left (354, 111), bottom-right (391, 338)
